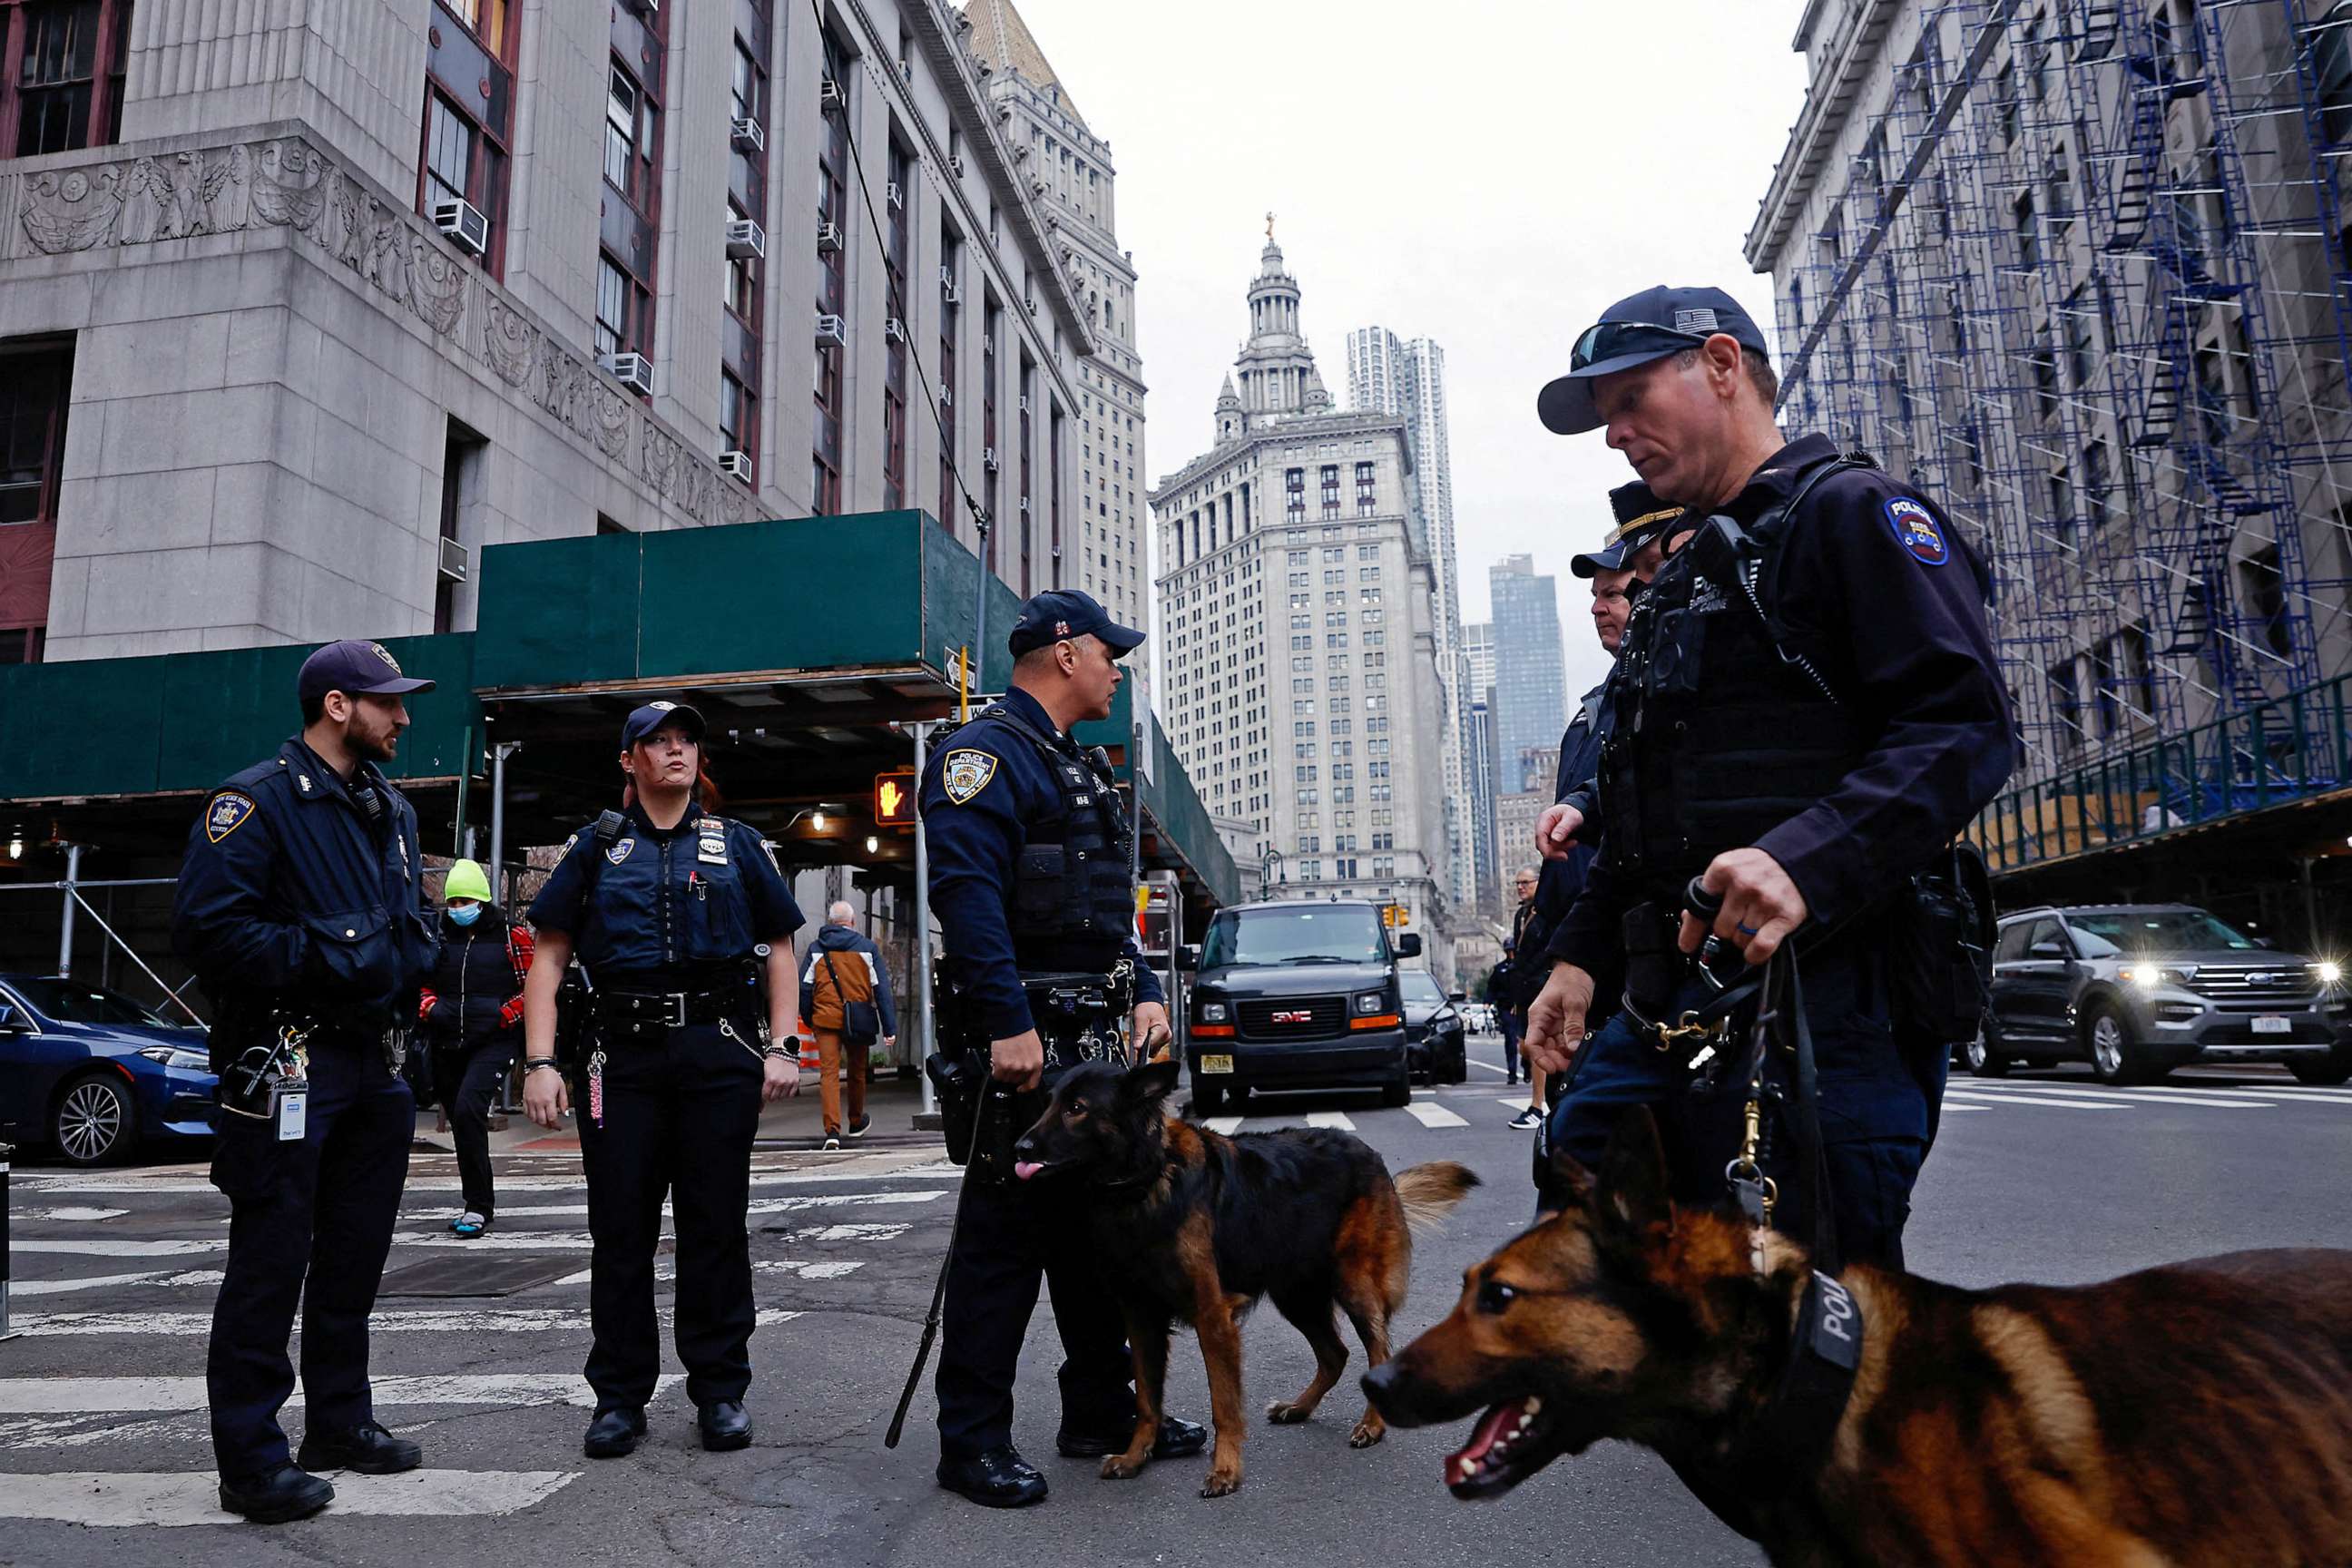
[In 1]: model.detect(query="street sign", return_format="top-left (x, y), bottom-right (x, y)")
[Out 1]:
top-left (875, 771), bottom-right (917, 826)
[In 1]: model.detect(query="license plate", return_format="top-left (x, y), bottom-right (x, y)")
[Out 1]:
top-left (2252, 1015), bottom-right (2291, 1034)
top-left (1198, 1054), bottom-right (1235, 1074)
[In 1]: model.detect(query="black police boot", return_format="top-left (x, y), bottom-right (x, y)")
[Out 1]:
top-left (936, 1445), bottom-right (1048, 1508)
top-left (583, 1406), bottom-right (646, 1459)
top-left (698, 1399), bottom-right (752, 1452)
top-left (1054, 1413), bottom-right (1208, 1459)
top-left (295, 1421), bottom-right (423, 1475)
top-left (217, 1463), bottom-right (335, 1524)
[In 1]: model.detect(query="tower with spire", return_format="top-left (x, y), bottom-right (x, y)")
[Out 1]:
top-left (1150, 229), bottom-right (1463, 985)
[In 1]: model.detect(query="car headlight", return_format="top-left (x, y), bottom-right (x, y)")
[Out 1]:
top-left (1353, 990), bottom-right (1387, 1015)
top-left (137, 1045), bottom-right (210, 1071)
top-left (2120, 965), bottom-right (2193, 990)
top-left (1198, 1002), bottom-right (1229, 1024)
top-left (2316, 962), bottom-right (2343, 986)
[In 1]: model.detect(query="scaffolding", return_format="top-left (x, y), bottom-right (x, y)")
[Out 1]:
top-left (1774, 0), bottom-right (2352, 852)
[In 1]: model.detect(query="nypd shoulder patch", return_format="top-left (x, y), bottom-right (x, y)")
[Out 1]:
top-left (942, 749), bottom-right (999, 805)
top-left (605, 837), bottom-right (636, 865)
top-left (1884, 496), bottom-right (1950, 567)
top-left (205, 791), bottom-right (256, 844)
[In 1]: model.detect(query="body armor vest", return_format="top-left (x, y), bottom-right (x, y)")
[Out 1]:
top-left (1598, 457), bottom-right (1866, 895)
top-left (971, 704), bottom-right (1137, 974)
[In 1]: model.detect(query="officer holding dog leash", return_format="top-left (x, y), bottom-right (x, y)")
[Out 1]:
top-left (1520, 286), bottom-right (2012, 1269)
top-left (914, 589), bottom-right (1200, 1509)
top-left (172, 640), bottom-right (440, 1524)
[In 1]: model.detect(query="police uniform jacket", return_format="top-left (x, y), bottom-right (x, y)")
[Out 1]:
top-left (920, 686), bottom-right (1165, 1041)
top-left (1547, 434), bottom-right (2013, 977)
top-left (1532, 675), bottom-right (1612, 926)
top-left (528, 800), bottom-right (802, 989)
top-left (172, 738), bottom-right (436, 1056)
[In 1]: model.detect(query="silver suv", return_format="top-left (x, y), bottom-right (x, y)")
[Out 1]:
top-left (1976, 904), bottom-right (2352, 1084)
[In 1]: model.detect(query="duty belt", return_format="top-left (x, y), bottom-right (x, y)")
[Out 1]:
top-left (595, 986), bottom-right (740, 1034)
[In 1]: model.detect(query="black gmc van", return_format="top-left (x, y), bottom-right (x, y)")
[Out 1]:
top-left (1180, 898), bottom-right (1419, 1116)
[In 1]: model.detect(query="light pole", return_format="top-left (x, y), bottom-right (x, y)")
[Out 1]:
top-left (1259, 847), bottom-right (1286, 901)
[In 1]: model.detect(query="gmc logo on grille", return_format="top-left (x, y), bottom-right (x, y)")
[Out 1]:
top-left (1271, 1009), bottom-right (1313, 1024)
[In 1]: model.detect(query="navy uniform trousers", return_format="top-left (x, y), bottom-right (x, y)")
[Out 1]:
top-left (936, 1150), bottom-right (1133, 1460)
top-left (575, 1018), bottom-right (766, 1411)
top-left (208, 1036), bottom-right (413, 1480)
top-left (1542, 946), bottom-right (1937, 1270)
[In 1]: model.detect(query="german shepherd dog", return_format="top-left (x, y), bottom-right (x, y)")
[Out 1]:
top-left (1364, 1109), bottom-right (2352, 1567)
top-left (1014, 1057), bottom-right (1478, 1498)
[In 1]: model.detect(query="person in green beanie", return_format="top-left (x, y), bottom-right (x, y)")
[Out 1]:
top-left (417, 858), bottom-right (534, 1235)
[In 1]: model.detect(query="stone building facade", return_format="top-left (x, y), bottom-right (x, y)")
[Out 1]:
top-left (964, 0), bottom-right (1145, 633)
top-left (0, 0), bottom-right (1100, 663)
top-left (1152, 234), bottom-right (1456, 979)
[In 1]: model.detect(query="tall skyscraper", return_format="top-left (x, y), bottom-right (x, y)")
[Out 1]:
top-left (1152, 232), bottom-right (1457, 979)
top-left (1461, 620), bottom-right (1496, 703)
top-left (965, 0), bottom-right (1147, 631)
top-left (1346, 326), bottom-right (1474, 917)
top-left (1488, 555), bottom-right (1568, 826)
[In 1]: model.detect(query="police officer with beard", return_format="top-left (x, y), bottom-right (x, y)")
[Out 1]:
top-left (922, 589), bottom-right (1199, 1508)
top-left (1521, 287), bottom-right (2012, 1268)
top-left (172, 639), bottom-right (439, 1524)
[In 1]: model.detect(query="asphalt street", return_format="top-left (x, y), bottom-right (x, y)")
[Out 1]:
top-left (5, 1035), bottom-right (2351, 1566)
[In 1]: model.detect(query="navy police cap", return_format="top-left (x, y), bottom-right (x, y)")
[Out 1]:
top-left (297, 639), bottom-right (435, 704)
top-left (1537, 286), bottom-right (1774, 436)
top-left (620, 700), bottom-right (706, 750)
top-left (1007, 588), bottom-right (1145, 659)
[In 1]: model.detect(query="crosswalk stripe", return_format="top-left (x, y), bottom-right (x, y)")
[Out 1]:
top-left (1204, 1116), bottom-right (1243, 1135)
top-left (17, 1163), bottom-right (962, 1197)
top-left (7, 1308), bottom-right (803, 1338)
top-left (447, 1187), bottom-right (946, 1221)
top-left (0, 1374), bottom-right (683, 1416)
top-left (0, 1469), bottom-right (577, 1527)
top-left (1402, 1102), bottom-right (1469, 1129)
top-left (7, 1269), bottom-right (175, 1298)
top-left (1304, 1111), bottom-right (1356, 1131)
top-left (1942, 1090), bottom-right (2125, 1111)
top-left (1960, 1083), bottom-right (2275, 1109)
top-left (12, 1239), bottom-right (224, 1258)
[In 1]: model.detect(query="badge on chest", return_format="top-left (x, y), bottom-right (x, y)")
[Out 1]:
top-left (698, 825), bottom-right (730, 866)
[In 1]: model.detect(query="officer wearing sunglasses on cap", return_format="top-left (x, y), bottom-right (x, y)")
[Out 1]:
top-left (1519, 286), bottom-right (2012, 1270)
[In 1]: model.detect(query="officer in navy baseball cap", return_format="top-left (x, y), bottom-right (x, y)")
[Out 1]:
top-left (1536, 285), bottom-right (1774, 439)
top-left (619, 699), bottom-right (706, 750)
top-left (1570, 480), bottom-right (1687, 580)
top-left (296, 639), bottom-right (436, 706)
top-left (1004, 588), bottom-right (1145, 659)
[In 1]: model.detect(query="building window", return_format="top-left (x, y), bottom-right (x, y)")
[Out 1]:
top-left (418, 0), bottom-right (517, 274)
top-left (0, 338), bottom-right (73, 664)
top-left (1018, 357), bottom-right (1035, 593)
top-left (983, 299), bottom-right (1001, 573)
top-left (1319, 464), bottom-right (1340, 516)
top-left (594, 253), bottom-right (651, 361)
top-left (1285, 466), bottom-right (1305, 523)
top-left (2082, 437), bottom-right (2112, 529)
top-left (2, 0), bottom-right (132, 159)
top-left (2013, 192), bottom-right (2038, 271)
top-left (720, 369), bottom-right (755, 468)
top-left (2317, 4), bottom-right (2352, 143)
top-left (2240, 544), bottom-right (2294, 659)
top-left (1354, 460), bottom-right (1376, 514)
top-left (939, 225), bottom-right (961, 534)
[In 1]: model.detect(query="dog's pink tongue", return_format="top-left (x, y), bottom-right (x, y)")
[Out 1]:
top-left (1014, 1161), bottom-right (1045, 1181)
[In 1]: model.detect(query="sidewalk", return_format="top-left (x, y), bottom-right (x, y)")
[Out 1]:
top-left (409, 1068), bottom-right (941, 1158)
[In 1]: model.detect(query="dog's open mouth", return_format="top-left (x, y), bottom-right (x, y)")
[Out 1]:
top-left (1445, 1396), bottom-right (1563, 1499)
top-left (1014, 1161), bottom-right (1047, 1181)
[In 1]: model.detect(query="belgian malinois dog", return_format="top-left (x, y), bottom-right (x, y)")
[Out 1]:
top-left (1363, 1108), bottom-right (2352, 1566)
top-left (1014, 1057), bottom-right (1479, 1498)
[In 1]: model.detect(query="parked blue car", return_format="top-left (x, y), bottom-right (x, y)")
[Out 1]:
top-left (0, 975), bottom-right (216, 1165)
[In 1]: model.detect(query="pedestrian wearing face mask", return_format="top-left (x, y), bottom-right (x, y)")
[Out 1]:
top-left (416, 858), bottom-right (534, 1237)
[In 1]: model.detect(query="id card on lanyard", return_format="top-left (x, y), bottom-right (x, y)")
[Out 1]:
top-left (278, 1087), bottom-right (309, 1142)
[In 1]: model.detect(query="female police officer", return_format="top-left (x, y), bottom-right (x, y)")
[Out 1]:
top-left (520, 701), bottom-right (805, 1458)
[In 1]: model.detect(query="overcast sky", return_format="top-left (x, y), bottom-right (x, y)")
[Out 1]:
top-left (1006, 0), bottom-right (1812, 697)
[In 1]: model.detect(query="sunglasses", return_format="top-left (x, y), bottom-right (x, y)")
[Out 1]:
top-left (1569, 321), bottom-right (1716, 374)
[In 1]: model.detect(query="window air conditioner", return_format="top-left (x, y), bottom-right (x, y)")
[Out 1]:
top-left (885, 317), bottom-right (907, 343)
top-left (1017, 395), bottom-right (1032, 414)
top-left (1019, 497), bottom-right (1032, 514)
top-left (819, 78), bottom-right (846, 113)
top-left (719, 449), bottom-right (753, 482)
top-left (432, 198), bottom-right (490, 258)
top-left (730, 117), bottom-right (765, 153)
top-left (725, 218), bottom-right (766, 260)
top-left (941, 281), bottom-right (962, 306)
top-left (948, 154), bottom-right (966, 179)
top-left (816, 221), bottom-right (845, 253)
top-left (887, 181), bottom-right (905, 211)
top-left (815, 313), bottom-right (848, 348)
top-left (436, 536), bottom-right (470, 583)
top-left (598, 351), bottom-right (654, 397)
top-left (983, 446), bottom-right (1001, 471)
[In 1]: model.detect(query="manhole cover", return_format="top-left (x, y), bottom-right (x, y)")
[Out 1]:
top-left (377, 1252), bottom-right (587, 1298)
